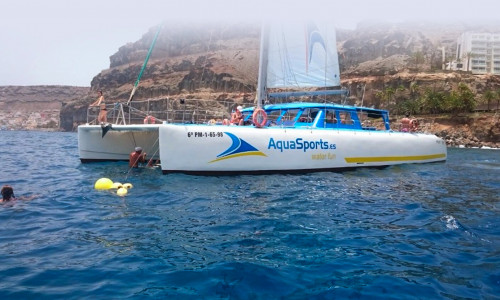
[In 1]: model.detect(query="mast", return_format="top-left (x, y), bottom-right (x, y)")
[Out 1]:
top-left (126, 24), bottom-right (162, 105)
top-left (255, 22), bottom-right (269, 108)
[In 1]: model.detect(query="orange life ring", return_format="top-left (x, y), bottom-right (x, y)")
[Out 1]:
top-left (143, 116), bottom-right (156, 124)
top-left (252, 108), bottom-right (267, 128)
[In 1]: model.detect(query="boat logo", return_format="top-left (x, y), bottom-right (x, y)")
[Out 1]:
top-left (209, 132), bottom-right (266, 163)
top-left (306, 22), bottom-right (326, 66)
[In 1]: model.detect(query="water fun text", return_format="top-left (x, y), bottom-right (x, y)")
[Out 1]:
top-left (268, 137), bottom-right (336, 152)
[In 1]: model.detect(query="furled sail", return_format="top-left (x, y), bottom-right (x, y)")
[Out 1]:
top-left (266, 22), bottom-right (341, 89)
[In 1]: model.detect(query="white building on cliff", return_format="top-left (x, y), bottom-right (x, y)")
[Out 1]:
top-left (455, 32), bottom-right (500, 74)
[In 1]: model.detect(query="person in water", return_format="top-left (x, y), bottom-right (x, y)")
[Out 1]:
top-left (1, 185), bottom-right (36, 203)
top-left (90, 90), bottom-right (107, 124)
top-left (129, 147), bottom-right (147, 168)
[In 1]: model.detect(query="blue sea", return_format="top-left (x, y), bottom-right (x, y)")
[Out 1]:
top-left (0, 130), bottom-right (499, 299)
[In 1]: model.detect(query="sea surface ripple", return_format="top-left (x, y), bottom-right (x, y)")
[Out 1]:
top-left (0, 131), bottom-right (499, 299)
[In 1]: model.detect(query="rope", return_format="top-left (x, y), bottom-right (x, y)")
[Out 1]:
top-left (124, 135), bottom-right (160, 180)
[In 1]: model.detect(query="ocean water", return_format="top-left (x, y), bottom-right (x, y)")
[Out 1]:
top-left (0, 130), bottom-right (499, 299)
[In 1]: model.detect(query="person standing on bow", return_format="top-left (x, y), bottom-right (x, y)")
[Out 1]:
top-left (129, 147), bottom-right (147, 168)
top-left (90, 90), bottom-right (107, 124)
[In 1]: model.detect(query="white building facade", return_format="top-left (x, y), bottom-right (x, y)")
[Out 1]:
top-left (456, 32), bottom-right (500, 75)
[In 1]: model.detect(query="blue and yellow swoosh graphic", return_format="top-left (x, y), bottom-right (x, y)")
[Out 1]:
top-left (209, 132), bottom-right (266, 163)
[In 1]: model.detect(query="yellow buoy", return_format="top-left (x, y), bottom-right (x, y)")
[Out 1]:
top-left (112, 182), bottom-right (123, 189)
top-left (94, 178), bottom-right (114, 190)
top-left (117, 187), bottom-right (128, 197)
top-left (123, 183), bottom-right (133, 189)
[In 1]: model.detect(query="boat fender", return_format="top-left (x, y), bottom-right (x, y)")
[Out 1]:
top-left (252, 108), bottom-right (267, 128)
top-left (123, 183), bottom-right (133, 189)
top-left (144, 115), bottom-right (156, 124)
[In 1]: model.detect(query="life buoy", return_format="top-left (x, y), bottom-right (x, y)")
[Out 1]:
top-left (252, 108), bottom-right (267, 128)
top-left (143, 115), bottom-right (156, 124)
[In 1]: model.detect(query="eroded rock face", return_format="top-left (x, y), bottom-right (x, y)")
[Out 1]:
top-left (0, 86), bottom-right (88, 130)
top-left (424, 115), bottom-right (500, 148)
top-left (2, 21), bottom-right (499, 148)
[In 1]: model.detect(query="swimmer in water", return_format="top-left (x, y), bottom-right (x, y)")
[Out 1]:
top-left (1, 185), bottom-right (36, 203)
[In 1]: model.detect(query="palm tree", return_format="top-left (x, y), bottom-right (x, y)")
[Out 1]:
top-left (462, 52), bottom-right (475, 72)
top-left (409, 82), bottom-right (420, 100)
top-left (412, 51), bottom-right (425, 71)
top-left (496, 88), bottom-right (500, 110)
top-left (375, 87), bottom-right (395, 110)
top-left (483, 90), bottom-right (496, 111)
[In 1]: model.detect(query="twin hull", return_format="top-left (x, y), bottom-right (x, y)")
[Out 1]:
top-left (159, 124), bottom-right (447, 174)
top-left (78, 125), bottom-right (160, 162)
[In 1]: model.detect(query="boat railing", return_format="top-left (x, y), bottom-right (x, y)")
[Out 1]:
top-left (86, 98), bottom-right (253, 126)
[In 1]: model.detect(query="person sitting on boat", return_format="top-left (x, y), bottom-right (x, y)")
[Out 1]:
top-left (230, 106), bottom-right (244, 126)
top-left (410, 118), bottom-right (419, 132)
top-left (90, 90), bottom-right (107, 124)
top-left (129, 147), bottom-right (147, 168)
top-left (400, 113), bottom-right (411, 132)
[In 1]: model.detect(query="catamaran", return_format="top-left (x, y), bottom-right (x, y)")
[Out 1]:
top-left (78, 27), bottom-right (164, 162)
top-left (158, 22), bottom-right (447, 174)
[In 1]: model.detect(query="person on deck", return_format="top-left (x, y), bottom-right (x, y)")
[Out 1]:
top-left (90, 90), bottom-right (107, 124)
top-left (129, 147), bottom-right (147, 168)
top-left (230, 105), bottom-right (244, 126)
top-left (400, 113), bottom-right (411, 132)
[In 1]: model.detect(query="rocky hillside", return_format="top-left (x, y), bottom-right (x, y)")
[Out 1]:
top-left (81, 21), bottom-right (500, 104)
top-left (2, 21), bottom-right (499, 147)
top-left (0, 86), bottom-right (88, 130)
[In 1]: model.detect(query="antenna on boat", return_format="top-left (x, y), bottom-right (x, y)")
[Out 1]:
top-left (126, 24), bottom-right (162, 106)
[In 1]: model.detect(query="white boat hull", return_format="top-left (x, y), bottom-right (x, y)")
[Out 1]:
top-left (78, 124), bottom-right (160, 162)
top-left (159, 124), bottom-right (447, 174)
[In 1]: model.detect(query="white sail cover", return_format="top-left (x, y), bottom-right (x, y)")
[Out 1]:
top-left (266, 22), bottom-right (341, 89)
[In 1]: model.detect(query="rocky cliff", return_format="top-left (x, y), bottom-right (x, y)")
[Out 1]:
top-left (0, 86), bottom-right (88, 130)
top-left (2, 21), bottom-right (499, 147)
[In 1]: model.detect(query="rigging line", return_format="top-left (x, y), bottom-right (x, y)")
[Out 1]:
top-left (125, 136), bottom-right (160, 180)
top-left (323, 23), bottom-right (328, 103)
top-left (282, 24), bottom-right (299, 89)
top-left (146, 147), bottom-right (160, 167)
top-left (125, 155), bottom-right (143, 180)
top-left (146, 136), bottom-right (160, 157)
top-left (127, 24), bottom-right (163, 105)
top-left (128, 131), bottom-right (138, 148)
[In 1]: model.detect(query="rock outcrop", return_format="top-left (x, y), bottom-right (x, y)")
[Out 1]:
top-left (1, 21), bottom-right (499, 148)
top-left (0, 86), bottom-right (88, 130)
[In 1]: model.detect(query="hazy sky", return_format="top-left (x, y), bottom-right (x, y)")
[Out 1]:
top-left (1, 0), bottom-right (498, 87)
